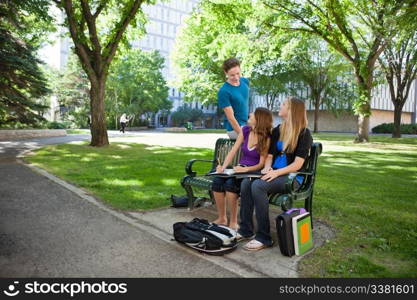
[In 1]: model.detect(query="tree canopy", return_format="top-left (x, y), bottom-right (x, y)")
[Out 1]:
top-left (53, 0), bottom-right (156, 146)
top-left (0, 0), bottom-right (54, 127)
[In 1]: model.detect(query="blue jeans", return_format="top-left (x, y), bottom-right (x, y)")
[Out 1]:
top-left (238, 176), bottom-right (299, 246)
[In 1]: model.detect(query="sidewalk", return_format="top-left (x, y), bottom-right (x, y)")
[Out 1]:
top-left (127, 204), bottom-right (334, 278)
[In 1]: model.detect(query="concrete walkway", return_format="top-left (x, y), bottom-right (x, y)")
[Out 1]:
top-left (0, 131), bottom-right (333, 277)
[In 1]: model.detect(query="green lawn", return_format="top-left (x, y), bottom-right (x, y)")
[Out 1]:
top-left (180, 129), bottom-right (225, 133)
top-left (66, 129), bottom-right (90, 134)
top-left (25, 133), bottom-right (417, 277)
top-left (27, 143), bottom-right (212, 210)
top-left (297, 135), bottom-right (417, 277)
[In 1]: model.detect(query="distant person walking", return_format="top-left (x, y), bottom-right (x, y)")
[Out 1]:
top-left (217, 58), bottom-right (250, 139)
top-left (119, 113), bottom-right (129, 133)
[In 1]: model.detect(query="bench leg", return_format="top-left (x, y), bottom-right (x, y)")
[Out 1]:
top-left (208, 190), bottom-right (214, 204)
top-left (181, 176), bottom-right (196, 211)
top-left (184, 184), bottom-right (195, 211)
top-left (305, 194), bottom-right (313, 229)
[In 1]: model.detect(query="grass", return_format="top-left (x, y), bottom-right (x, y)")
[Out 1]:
top-left (26, 143), bottom-right (213, 210)
top-left (182, 129), bottom-right (225, 133)
top-left (66, 129), bottom-right (90, 134)
top-left (65, 128), bottom-right (225, 134)
top-left (299, 134), bottom-right (417, 277)
top-left (25, 133), bottom-right (417, 277)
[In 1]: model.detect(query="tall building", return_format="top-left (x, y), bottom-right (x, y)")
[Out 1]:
top-left (251, 80), bottom-right (417, 132)
top-left (136, 0), bottom-right (218, 128)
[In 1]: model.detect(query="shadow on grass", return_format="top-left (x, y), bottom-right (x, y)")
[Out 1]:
top-left (27, 139), bottom-right (417, 277)
top-left (303, 147), bottom-right (417, 277)
top-left (313, 132), bottom-right (417, 145)
top-left (28, 143), bottom-right (214, 210)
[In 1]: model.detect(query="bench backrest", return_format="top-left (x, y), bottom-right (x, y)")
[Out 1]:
top-left (212, 138), bottom-right (241, 170)
top-left (299, 142), bottom-right (322, 189)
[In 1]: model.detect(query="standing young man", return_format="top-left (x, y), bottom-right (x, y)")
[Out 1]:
top-left (217, 58), bottom-right (250, 139)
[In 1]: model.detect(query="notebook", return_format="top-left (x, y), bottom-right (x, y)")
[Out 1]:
top-left (206, 168), bottom-right (236, 177)
top-left (206, 169), bottom-right (263, 178)
top-left (292, 212), bottom-right (314, 255)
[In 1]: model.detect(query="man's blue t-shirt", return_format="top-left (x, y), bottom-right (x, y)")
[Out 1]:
top-left (217, 77), bottom-right (250, 131)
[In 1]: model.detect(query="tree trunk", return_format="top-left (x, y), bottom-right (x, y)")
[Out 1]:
top-left (354, 85), bottom-right (372, 143)
top-left (392, 103), bottom-right (403, 138)
top-left (356, 114), bottom-right (370, 142)
top-left (313, 95), bottom-right (320, 133)
top-left (89, 77), bottom-right (109, 146)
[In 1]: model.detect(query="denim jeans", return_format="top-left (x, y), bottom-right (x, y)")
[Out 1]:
top-left (238, 176), bottom-right (299, 246)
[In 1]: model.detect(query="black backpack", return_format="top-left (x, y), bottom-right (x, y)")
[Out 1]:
top-left (173, 218), bottom-right (237, 255)
top-left (276, 208), bottom-right (306, 257)
top-left (170, 195), bottom-right (205, 208)
top-left (170, 195), bottom-right (189, 208)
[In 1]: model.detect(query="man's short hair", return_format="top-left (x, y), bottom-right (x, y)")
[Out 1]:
top-left (222, 58), bottom-right (240, 73)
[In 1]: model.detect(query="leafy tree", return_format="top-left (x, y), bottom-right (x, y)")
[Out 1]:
top-left (53, 0), bottom-right (155, 146)
top-left (172, 0), bottom-right (262, 105)
top-left (0, 0), bottom-right (55, 47)
top-left (250, 60), bottom-right (290, 111)
top-left (260, 0), bottom-right (415, 142)
top-left (281, 35), bottom-right (355, 132)
top-left (106, 49), bottom-right (171, 129)
top-left (0, 0), bottom-right (53, 127)
top-left (378, 29), bottom-right (417, 138)
top-left (171, 106), bottom-right (204, 127)
top-left (54, 54), bottom-right (91, 127)
top-left (173, 0), bottom-right (355, 129)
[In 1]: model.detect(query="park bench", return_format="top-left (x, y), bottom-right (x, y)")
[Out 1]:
top-left (181, 138), bottom-right (323, 223)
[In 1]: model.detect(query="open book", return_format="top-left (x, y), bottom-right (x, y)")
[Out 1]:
top-left (206, 169), bottom-right (263, 178)
top-left (206, 168), bottom-right (236, 177)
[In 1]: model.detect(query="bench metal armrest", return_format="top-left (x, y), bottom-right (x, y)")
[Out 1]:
top-left (285, 172), bottom-right (313, 193)
top-left (185, 159), bottom-right (214, 177)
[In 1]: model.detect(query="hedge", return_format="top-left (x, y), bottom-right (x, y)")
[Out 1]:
top-left (372, 123), bottom-right (417, 134)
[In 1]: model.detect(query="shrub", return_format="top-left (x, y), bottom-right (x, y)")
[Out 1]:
top-left (47, 121), bottom-right (68, 129)
top-left (372, 123), bottom-right (417, 134)
top-left (171, 106), bottom-right (204, 127)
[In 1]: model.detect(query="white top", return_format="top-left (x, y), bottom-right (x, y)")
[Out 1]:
top-left (120, 114), bottom-right (129, 123)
